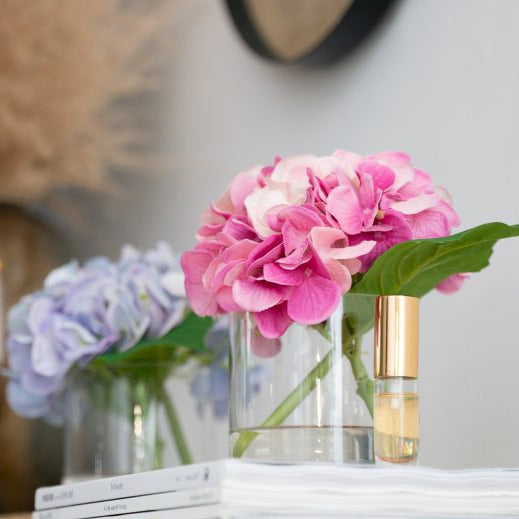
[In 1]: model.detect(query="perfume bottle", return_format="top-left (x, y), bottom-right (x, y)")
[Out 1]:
top-left (373, 295), bottom-right (420, 465)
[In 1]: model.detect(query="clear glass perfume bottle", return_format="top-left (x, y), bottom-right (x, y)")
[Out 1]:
top-left (373, 296), bottom-right (420, 465)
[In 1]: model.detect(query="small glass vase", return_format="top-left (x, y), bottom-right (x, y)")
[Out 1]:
top-left (62, 362), bottom-right (193, 483)
top-left (229, 294), bottom-right (375, 464)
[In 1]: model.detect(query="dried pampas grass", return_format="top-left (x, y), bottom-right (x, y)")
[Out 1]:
top-left (0, 0), bottom-right (180, 203)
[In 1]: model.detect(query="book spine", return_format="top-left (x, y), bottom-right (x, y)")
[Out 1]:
top-left (35, 462), bottom-right (224, 510)
top-left (32, 487), bottom-right (221, 519)
top-left (94, 505), bottom-right (222, 519)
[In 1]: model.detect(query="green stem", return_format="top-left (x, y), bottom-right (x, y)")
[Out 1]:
top-left (343, 336), bottom-right (374, 417)
top-left (232, 348), bottom-right (335, 457)
top-left (232, 320), bottom-right (375, 458)
top-left (153, 431), bottom-right (165, 470)
top-left (159, 386), bottom-right (193, 465)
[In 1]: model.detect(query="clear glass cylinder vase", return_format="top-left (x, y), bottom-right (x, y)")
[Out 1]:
top-left (229, 295), bottom-right (375, 464)
top-left (62, 362), bottom-right (195, 483)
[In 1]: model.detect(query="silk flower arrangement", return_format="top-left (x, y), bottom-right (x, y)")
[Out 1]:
top-left (182, 150), bottom-right (519, 457)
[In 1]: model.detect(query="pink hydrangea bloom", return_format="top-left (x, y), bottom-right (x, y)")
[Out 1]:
top-left (182, 150), bottom-right (462, 348)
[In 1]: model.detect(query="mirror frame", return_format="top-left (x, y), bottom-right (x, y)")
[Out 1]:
top-left (226, 0), bottom-right (395, 65)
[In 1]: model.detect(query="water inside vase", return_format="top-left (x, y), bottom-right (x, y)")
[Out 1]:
top-left (230, 425), bottom-right (374, 464)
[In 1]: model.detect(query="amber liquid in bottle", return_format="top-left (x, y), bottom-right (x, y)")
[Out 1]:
top-left (374, 378), bottom-right (419, 464)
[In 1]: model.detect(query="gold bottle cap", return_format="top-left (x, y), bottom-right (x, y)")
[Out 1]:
top-left (374, 295), bottom-right (419, 378)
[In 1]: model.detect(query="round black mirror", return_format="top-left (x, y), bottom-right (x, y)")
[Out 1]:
top-left (226, 0), bottom-right (395, 65)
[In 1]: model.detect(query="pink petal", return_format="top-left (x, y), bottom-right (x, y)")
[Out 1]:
top-left (279, 205), bottom-right (324, 231)
top-left (305, 251), bottom-right (330, 278)
top-left (327, 240), bottom-right (377, 260)
top-left (331, 149), bottom-right (362, 179)
top-left (327, 184), bottom-right (363, 234)
top-left (214, 232), bottom-right (235, 248)
top-left (370, 152), bottom-right (414, 190)
top-left (197, 222), bottom-right (224, 239)
top-left (244, 187), bottom-right (287, 238)
top-left (233, 278), bottom-right (285, 312)
top-left (263, 263), bottom-right (305, 286)
top-left (367, 222), bottom-right (393, 232)
top-left (254, 303), bottom-right (292, 339)
top-left (270, 154), bottom-right (317, 186)
top-left (250, 330), bottom-right (282, 358)
top-left (287, 276), bottom-right (341, 325)
top-left (435, 199), bottom-right (460, 227)
top-left (276, 246), bottom-right (312, 269)
top-left (184, 281), bottom-right (218, 316)
top-left (369, 151), bottom-right (411, 168)
top-left (324, 260), bottom-right (352, 293)
top-left (211, 198), bottom-right (233, 218)
top-left (221, 239), bottom-right (257, 262)
top-left (357, 160), bottom-right (395, 190)
top-left (222, 217), bottom-right (257, 240)
top-left (309, 227), bottom-right (346, 254)
top-left (308, 171), bottom-right (334, 203)
top-left (216, 286), bottom-right (242, 312)
top-left (309, 226), bottom-right (376, 260)
top-left (223, 261), bottom-right (248, 285)
top-left (230, 169), bottom-right (259, 210)
top-left (343, 257), bottom-right (362, 275)
top-left (181, 249), bottom-right (212, 284)
top-left (279, 205), bottom-right (324, 256)
top-left (266, 213), bottom-right (283, 232)
top-left (260, 157), bottom-right (281, 178)
top-left (247, 235), bottom-right (283, 264)
top-left (436, 273), bottom-right (469, 294)
top-left (406, 208), bottom-right (450, 239)
top-left (200, 205), bottom-right (224, 226)
top-left (354, 212), bottom-right (412, 271)
top-left (247, 243), bottom-right (284, 277)
top-left (202, 255), bottom-right (223, 290)
top-left (390, 194), bottom-right (440, 215)
top-left (281, 220), bottom-right (308, 256)
top-left (399, 168), bottom-right (434, 196)
top-left (211, 260), bottom-right (240, 290)
top-left (358, 172), bottom-right (378, 211)
top-left (306, 231), bottom-right (362, 292)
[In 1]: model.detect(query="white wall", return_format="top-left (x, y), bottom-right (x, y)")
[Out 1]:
top-left (91, 0), bottom-right (519, 468)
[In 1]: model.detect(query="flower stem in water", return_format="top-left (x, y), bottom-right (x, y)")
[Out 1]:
top-left (232, 320), bottom-right (374, 458)
top-left (159, 385), bottom-right (193, 465)
top-left (232, 348), bottom-right (335, 458)
top-left (343, 336), bottom-right (374, 417)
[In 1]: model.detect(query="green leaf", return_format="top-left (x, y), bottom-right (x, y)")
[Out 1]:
top-left (351, 222), bottom-right (519, 297)
top-left (95, 312), bottom-right (214, 365)
top-left (342, 293), bottom-right (376, 338)
top-left (143, 312), bottom-right (214, 352)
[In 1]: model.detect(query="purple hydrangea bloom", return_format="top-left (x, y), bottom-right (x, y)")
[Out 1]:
top-left (6, 242), bottom-right (186, 423)
top-left (119, 243), bottom-right (186, 342)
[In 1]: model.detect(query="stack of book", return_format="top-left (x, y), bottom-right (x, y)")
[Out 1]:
top-left (34, 460), bottom-right (519, 518)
